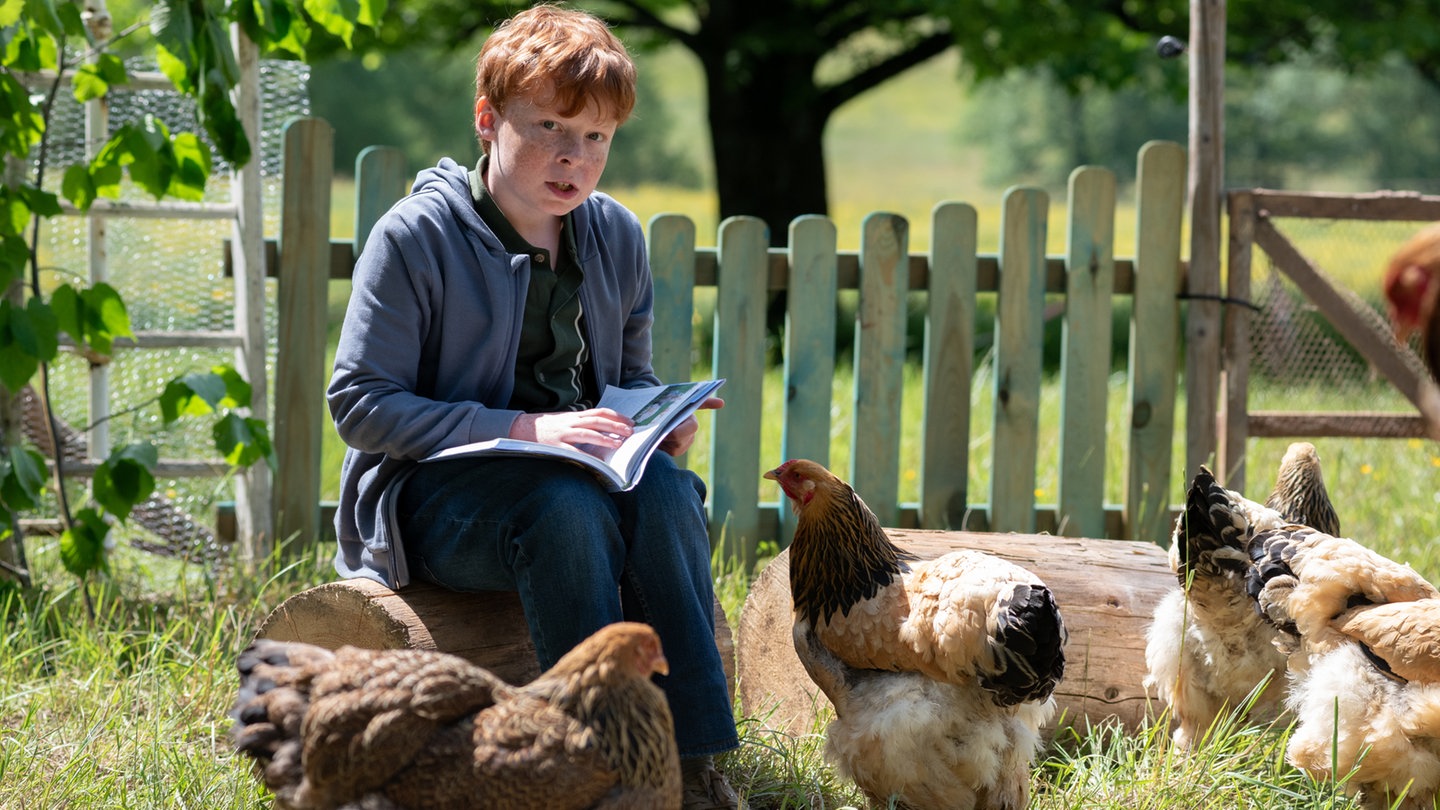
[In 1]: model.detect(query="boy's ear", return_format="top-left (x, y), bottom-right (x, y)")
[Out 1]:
top-left (475, 97), bottom-right (496, 137)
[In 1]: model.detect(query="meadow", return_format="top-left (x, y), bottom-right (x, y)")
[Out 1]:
top-left (5, 45), bottom-right (1440, 810)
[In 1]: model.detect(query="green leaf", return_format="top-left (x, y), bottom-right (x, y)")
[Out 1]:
top-left (84, 282), bottom-right (134, 347)
top-left (0, 303), bottom-right (39, 391)
top-left (169, 132), bottom-right (211, 200)
top-left (59, 508), bottom-right (110, 578)
top-left (160, 372), bottom-right (227, 422)
top-left (212, 364), bottom-right (252, 408)
top-left (13, 296), bottom-right (58, 362)
top-left (0, 0), bottom-right (24, 28)
top-left (303, 0), bottom-right (357, 48)
top-left (0, 235), bottom-right (28, 290)
top-left (72, 53), bottom-right (129, 102)
top-left (0, 187), bottom-right (31, 236)
top-left (92, 444), bottom-right (158, 521)
top-left (213, 412), bottom-right (275, 469)
top-left (0, 446), bottom-right (46, 512)
top-left (17, 185), bottom-right (59, 218)
top-left (49, 283), bottom-right (81, 345)
top-left (62, 164), bottom-right (97, 210)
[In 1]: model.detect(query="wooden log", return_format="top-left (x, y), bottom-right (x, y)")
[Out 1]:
top-left (735, 529), bottom-right (1175, 737)
top-left (257, 578), bottom-right (736, 697)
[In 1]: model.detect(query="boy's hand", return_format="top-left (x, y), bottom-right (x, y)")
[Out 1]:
top-left (659, 396), bottom-right (724, 456)
top-left (511, 408), bottom-right (633, 451)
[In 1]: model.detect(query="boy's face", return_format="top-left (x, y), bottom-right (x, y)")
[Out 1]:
top-left (476, 86), bottom-right (619, 237)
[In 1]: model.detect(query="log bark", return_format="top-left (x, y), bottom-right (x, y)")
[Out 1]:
top-left (257, 578), bottom-right (735, 696)
top-left (735, 529), bottom-right (1175, 736)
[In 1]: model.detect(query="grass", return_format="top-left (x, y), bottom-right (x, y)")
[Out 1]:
top-left (7, 369), bottom-right (1438, 809)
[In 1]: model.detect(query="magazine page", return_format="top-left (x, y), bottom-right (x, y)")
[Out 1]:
top-left (420, 379), bottom-right (724, 491)
top-left (600, 379), bottom-right (724, 480)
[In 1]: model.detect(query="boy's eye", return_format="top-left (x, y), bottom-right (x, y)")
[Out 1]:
top-left (541, 121), bottom-right (558, 130)
top-left (587, 132), bottom-right (607, 143)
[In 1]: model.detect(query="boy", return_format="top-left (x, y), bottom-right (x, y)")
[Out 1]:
top-left (326, 6), bottom-right (743, 808)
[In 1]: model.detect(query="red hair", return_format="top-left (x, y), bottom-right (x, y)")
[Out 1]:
top-left (474, 4), bottom-right (636, 137)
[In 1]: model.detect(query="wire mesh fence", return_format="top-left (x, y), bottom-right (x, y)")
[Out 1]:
top-left (26, 58), bottom-right (311, 562)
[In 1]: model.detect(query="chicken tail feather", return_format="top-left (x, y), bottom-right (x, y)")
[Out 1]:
top-left (982, 582), bottom-right (1067, 706)
top-left (1174, 466), bottom-right (1255, 584)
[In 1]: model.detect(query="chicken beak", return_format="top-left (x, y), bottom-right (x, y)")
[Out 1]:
top-left (652, 653), bottom-right (670, 677)
top-left (763, 468), bottom-right (780, 481)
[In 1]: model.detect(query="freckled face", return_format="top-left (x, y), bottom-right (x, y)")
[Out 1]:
top-left (476, 88), bottom-right (618, 241)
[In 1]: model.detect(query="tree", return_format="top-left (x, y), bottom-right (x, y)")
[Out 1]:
top-left (336, 0), bottom-right (1440, 245)
top-left (1, 0), bottom-right (379, 611)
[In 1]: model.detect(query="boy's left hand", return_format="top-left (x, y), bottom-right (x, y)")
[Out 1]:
top-left (659, 397), bottom-right (723, 456)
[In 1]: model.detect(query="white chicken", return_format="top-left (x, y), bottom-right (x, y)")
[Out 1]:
top-left (1144, 442), bottom-right (1338, 748)
top-left (1247, 524), bottom-right (1440, 810)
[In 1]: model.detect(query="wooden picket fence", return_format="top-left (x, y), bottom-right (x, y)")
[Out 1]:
top-left (256, 118), bottom-right (1188, 566)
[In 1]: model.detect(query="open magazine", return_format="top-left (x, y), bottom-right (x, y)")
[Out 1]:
top-left (421, 379), bottom-right (725, 492)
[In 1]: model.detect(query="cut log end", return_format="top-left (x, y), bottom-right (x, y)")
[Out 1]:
top-left (736, 529), bottom-right (1176, 737)
top-left (256, 578), bottom-right (735, 694)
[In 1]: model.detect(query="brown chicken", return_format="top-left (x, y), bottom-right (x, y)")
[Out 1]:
top-left (231, 621), bottom-right (681, 810)
top-left (1246, 524), bottom-right (1440, 809)
top-left (1144, 443), bottom-right (1338, 749)
top-left (765, 459), bottom-right (1066, 810)
top-left (1384, 221), bottom-right (1440, 382)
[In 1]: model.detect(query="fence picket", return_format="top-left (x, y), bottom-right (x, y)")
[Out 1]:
top-left (710, 216), bottom-right (770, 566)
top-left (1127, 141), bottom-right (1187, 543)
top-left (777, 215), bottom-right (839, 546)
top-left (1059, 167), bottom-right (1117, 538)
top-left (921, 202), bottom-right (978, 529)
top-left (851, 213), bottom-right (910, 527)
top-left (989, 188), bottom-right (1049, 533)
top-left (648, 213), bottom-right (698, 387)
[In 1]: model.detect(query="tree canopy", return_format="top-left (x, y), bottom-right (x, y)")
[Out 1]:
top-left (330, 0), bottom-right (1436, 241)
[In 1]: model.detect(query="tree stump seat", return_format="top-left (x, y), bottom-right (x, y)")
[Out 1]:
top-left (256, 577), bottom-right (736, 693)
top-left (735, 528), bottom-right (1177, 736)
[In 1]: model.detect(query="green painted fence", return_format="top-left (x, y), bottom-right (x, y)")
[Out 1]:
top-left (251, 123), bottom-right (1187, 566)
top-left (646, 141), bottom-right (1187, 566)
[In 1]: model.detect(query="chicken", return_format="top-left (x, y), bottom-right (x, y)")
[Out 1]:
top-left (1246, 524), bottom-right (1440, 809)
top-left (231, 621), bottom-right (681, 810)
top-left (1143, 442), bottom-right (1338, 749)
top-left (765, 458), bottom-right (1066, 810)
top-left (1384, 221), bottom-right (1440, 382)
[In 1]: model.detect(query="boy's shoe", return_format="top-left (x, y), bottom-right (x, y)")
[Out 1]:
top-left (680, 756), bottom-right (746, 810)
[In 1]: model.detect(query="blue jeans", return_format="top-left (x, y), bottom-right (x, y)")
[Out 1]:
top-left (396, 452), bottom-right (739, 758)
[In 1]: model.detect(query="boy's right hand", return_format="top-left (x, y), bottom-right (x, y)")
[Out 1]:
top-left (510, 409), bottom-right (633, 452)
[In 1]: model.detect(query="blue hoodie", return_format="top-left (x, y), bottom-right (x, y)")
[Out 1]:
top-left (327, 158), bottom-right (659, 586)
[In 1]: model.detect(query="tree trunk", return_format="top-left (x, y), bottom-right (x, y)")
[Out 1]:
top-left (698, 41), bottom-right (831, 246)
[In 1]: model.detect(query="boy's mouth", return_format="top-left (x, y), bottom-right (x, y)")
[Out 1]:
top-left (552, 181), bottom-right (574, 192)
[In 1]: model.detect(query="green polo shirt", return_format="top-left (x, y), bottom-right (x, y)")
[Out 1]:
top-left (470, 158), bottom-right (597, 411)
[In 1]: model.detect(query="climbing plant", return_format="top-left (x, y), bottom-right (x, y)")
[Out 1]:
top-left (0, 0), bottom-right (382, 613)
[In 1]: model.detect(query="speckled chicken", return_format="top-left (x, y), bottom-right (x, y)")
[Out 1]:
top-left (766, 459), bottom-right (1066, 810)
top-left (1246, 524), bottom-right (1440, 809)
top-left (1144, 442), bottom-right (1338, 748)
top-left (231, 621), bottom-right (681, 810)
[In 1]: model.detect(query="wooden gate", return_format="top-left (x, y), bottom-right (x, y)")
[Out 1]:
top-left (1218, 189), bottom-right (1440, 491)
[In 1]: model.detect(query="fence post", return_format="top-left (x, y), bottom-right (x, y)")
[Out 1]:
top-left (777, 215), bottom-right (838, 545)
top-left (354, 146), bottom-right (408, 257)
top-left (710, 216), bottom-right (768, 568)
top-left (649, 214), bottom-right (698, 387)
top-left (989, 187), bottom-right (1048, 533)
top-left (1058, 166), bottom-right (1117, 538)
top-left (851, 213), bottom-right (909, 527)
top-left (1127, 140), bottom-right (1186, 544)
top-left (273, 117), bottom-right (333, 553)
top-left (921, 202), bottom-right (977, 529)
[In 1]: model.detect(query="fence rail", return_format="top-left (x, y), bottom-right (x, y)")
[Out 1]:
top-left (252, 122), bottom-right (1189, 564)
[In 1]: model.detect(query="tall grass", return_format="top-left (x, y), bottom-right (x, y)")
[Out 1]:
top-left (9, 364), bottom-right (1436, 808)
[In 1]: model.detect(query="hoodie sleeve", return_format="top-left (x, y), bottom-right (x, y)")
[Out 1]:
top-left (327, 195), bottom-right (521, 461)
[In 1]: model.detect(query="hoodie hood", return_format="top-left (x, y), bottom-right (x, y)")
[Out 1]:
top-left (410, 157), bottom-right (494, 242)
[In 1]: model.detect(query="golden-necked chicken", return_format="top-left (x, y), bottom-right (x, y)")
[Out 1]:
top-left (766, 459), bottom-right (1066, 810)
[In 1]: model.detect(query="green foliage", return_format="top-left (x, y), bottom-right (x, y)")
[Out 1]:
top-left (0, 0), bottom-right (382, 595)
